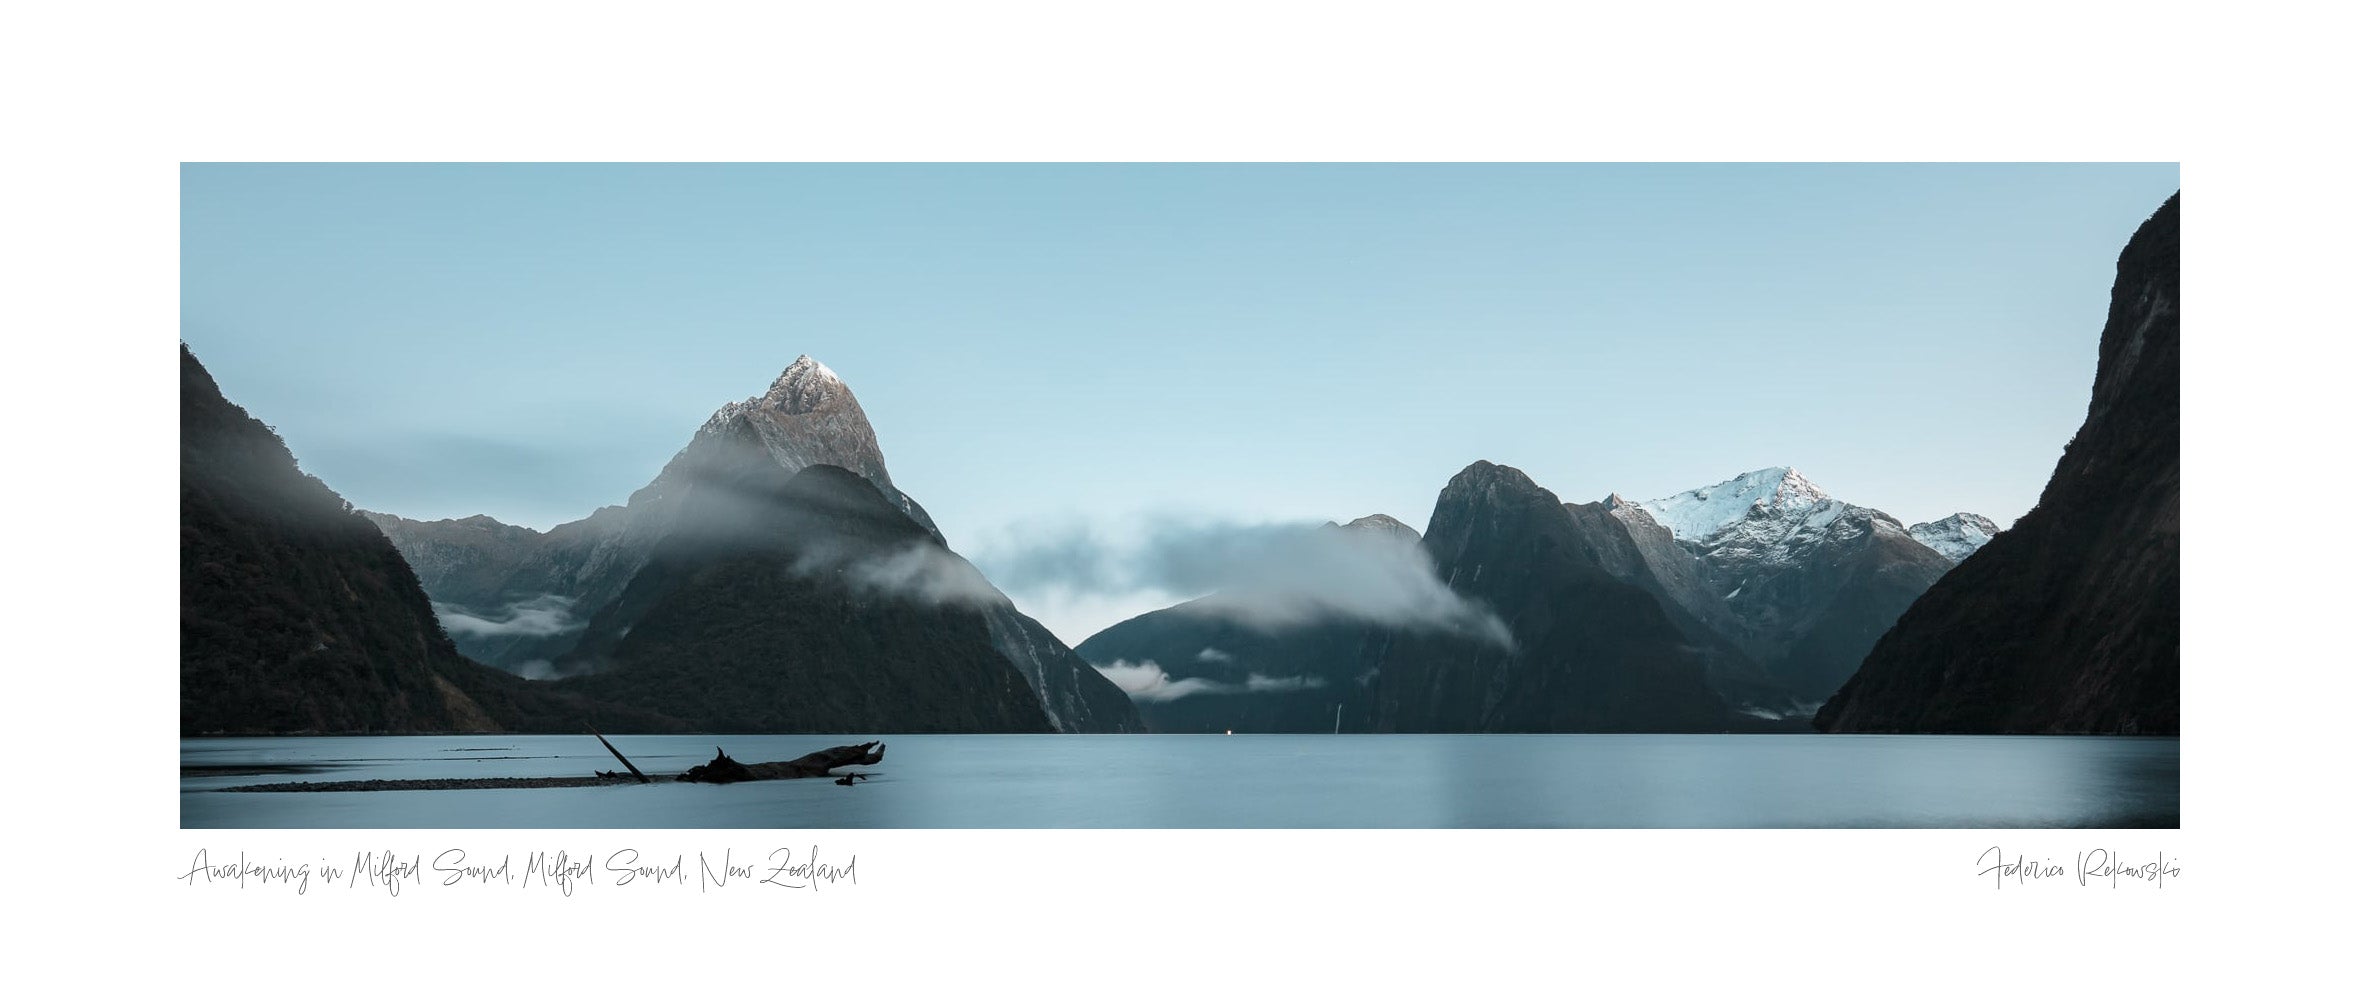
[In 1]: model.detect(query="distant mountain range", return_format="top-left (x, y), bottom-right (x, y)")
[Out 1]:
top-left (1079, 462), bottom-right (1993, 731)
top-left (1073, 192), bottom-right (2180, 736)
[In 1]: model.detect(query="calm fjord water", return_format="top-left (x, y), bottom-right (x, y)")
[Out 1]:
top-left (181, 733), bottom-right (2178, 829)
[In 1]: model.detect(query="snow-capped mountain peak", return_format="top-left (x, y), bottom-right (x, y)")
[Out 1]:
top-left (787, 353), bottom-right (835, 375)
top-left (1635, 467), bottom-right (1837, 544)
top-left (1637, 467), bottom-right (1999, 569)
top-left (1907, 512), bottom-right (2001, 562)
top-left (666, 354), bottom-right (944, 537)
top-left (698, 356), bottom-right (855, 432)
top-left (744, 354), bottom-right (848, 416)
top-left (1337, 513), bottom-right (1422, 543)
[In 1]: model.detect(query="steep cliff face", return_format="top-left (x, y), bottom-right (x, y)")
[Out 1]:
top-left (1816, 193), bottom-right (2180, 734)
top-left (1366, 462), bottom-right (1734, 732)
top-left (182, 345), bottom-right (492, 734)
top-left (180, 346), bottom-right (670, 735)
top-left (979, 606), bottom-right (1144, 731)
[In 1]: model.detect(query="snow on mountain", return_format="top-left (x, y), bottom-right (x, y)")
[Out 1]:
top-left (1628, 466), bottom-right (1962, 702)
top-left (701, 358), bottom-right (890, 489)
top-left (690, 354), bottom-right (936, 536)
top-left (1637, 467), bottom-right (1995, 565)
top-left (1637, 467), bottom-right (1825, 541)
top-left (1634, 467), bottom-right (1907, 568)
top-left (1906, 513), bottom-right (2001, 562)
top-left (1336, 513), bottom-right (1421, 542)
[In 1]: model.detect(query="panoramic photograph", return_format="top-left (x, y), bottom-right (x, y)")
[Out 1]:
top-left (178, 163), bottom-right (2180, 828)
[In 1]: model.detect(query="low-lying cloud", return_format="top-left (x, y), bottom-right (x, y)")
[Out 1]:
top-left (974, 519), bottom-right (1513, 649)
top-left (787, 539), bottom-right (1010, 609)
top-left (845, 543), bottom-right (1008, 607)
top-left (1092, 659), bottom-right (1328, 703)
top-left (432, 594), bottom-right (584, 638)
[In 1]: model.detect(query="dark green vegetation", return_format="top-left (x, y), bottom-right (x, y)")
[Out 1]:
top-left (180, 346), bottom-right (673, 735)
top-left (1817, 193), bottom-right (2180, 734)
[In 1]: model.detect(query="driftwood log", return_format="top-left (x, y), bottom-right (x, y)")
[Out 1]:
top-left (677, 742), bottom-right (887, 784)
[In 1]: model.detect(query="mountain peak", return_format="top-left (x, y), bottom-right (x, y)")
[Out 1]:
top-left (1431, 461), bottom-right (1568, 530)
top-left (754, 354), bottom-right (850, 415)
top-left (1754, 466), bottom-right (1827, 500)
top-left (1925, 511), bottom-right (1997, 529)
top-left (1635, 467), bottom-right (1836, 543)
top-left (1906, 512), bottom-right (2002, 562)
top-left (781, 353), bottom-right (838, 380)
top-left (676, 354), bottom-right (943, 539)
top-left (1447, 459), bottom-right (1528, 486)
top-left (1339, 513), bottom-right (1421, 542)
top-left (681, 354), bottom-right (898, 511)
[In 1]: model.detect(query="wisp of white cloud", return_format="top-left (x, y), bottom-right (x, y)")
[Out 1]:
top-left (432, 594), bottom-right (584, 638)
top-left (974, 519), bottom-right (1514, 649)
top-left (843, 542), bottom-right (1008, 607)
top-left (1092, 659), bottom-right (1328, 703)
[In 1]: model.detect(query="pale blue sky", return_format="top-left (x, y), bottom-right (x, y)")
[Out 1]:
top-left (182, 163), bottom-right (2180, 640)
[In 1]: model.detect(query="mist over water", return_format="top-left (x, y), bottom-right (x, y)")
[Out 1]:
top-left (182, 734), bottom-right (2178, 828)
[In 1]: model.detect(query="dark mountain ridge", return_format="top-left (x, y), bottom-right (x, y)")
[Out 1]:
top-left (1815, 193), bottom-right (2180, 734)
top-left (180, 345), bottom-right (675, 735)
top-left (1365, 461), bottom-right (1736, 732)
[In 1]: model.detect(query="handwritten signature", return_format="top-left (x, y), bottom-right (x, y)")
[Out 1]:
top-left (1976, 846), bottom-right (2179, 890)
